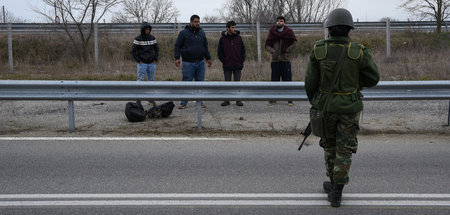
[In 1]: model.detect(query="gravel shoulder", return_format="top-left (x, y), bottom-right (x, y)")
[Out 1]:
top-left (0, 100), bottom-right (448, 137)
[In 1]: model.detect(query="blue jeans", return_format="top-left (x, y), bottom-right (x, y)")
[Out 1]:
top-left (181, 61), bottom-right (205, 105)
top-left (137, 63), bottom-right (155, 81)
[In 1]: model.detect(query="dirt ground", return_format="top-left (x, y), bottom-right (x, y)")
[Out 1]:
top-left (0, 100), bottom-right (448, 138)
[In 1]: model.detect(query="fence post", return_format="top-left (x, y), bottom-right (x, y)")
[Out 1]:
top-left (94, 23), bottom-right (99, 71)
top-left (174, 18), bottom-right (177, 36)
top-left (386, 18), bottom-right (391, 58)
top-left (2, 6), bottom-right (5, 23)
top-left (8, 22), bottom-right (13, 73)
top-left (68, 100), bottom-right (75, 131)
top-left (256, 21), bottom-right (262, 72)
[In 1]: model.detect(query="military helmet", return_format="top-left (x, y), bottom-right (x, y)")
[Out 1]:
top-left (324, 8), bottom-right (354, 29)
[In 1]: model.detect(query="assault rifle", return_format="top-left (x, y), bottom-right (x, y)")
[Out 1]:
top-left (298, 122), bottom-right (311, 151)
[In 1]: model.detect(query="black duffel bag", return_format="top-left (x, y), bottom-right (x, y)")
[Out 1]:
top-left (125, 102), bottom-right (147, 122)
top-left (147, 102), bottom-right (175, 118)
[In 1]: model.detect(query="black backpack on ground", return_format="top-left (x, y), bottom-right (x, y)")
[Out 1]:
top-left (125, 102), bottom-right (147, 122)
top-left (147, 102), bottom-right (175, 118)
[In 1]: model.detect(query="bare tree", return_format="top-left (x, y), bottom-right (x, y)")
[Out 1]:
top-left (286, 0), bottom-right (345, 22)
top-left (34, 0), bottom-right (120, 62)
top-left (202, 14), bottom-right (222, 23)
top-left (112, 0), bottom-right (151, 23)
top-left (400, 0), bottom-right (450, 33)
top-left (223, 0), bottom-right (256, 23)
top-left (149, 0), bottom-right (179, 23)
top-left (113, 0), bottom-right (179, 23)
top-left (222, 0), bottom-right (344, 24)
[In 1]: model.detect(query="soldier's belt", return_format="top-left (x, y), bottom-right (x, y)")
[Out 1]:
top-left (320, 89), bottom-right (358, 95)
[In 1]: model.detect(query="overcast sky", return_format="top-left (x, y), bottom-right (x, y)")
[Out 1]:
top-left (2, 0), bottom-right (412, 23)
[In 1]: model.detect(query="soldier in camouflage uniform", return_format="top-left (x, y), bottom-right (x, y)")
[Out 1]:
top-left (305, 8), bottom-right (380, 207)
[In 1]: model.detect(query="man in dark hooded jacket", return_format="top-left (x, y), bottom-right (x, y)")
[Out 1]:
top-left (131, 22), bottom-right (159, 106)
top-left (218, 21), bottom-right (246, 106)
top-left (265, 16), bottom-right (297, 106)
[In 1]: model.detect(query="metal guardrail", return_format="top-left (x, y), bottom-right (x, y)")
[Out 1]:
top-left (0, 21), bottom-right (447, 34)
top-left (0, 80), bottom-right (449, 130)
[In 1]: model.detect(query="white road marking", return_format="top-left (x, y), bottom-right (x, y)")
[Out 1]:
top-left (0, 193), bottom-right (449, 207)
top-left (0, 137), bottom-right (237, 141)
top-left (0, 200), bottom-right (450, 207)
top-left (1, 193), bottom-right (450, 199)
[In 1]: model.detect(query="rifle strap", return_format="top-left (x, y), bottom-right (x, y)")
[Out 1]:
top-left (321, 43), bottom-right (349, 113)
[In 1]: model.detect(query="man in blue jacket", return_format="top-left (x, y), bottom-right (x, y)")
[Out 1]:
top-left (131, 22), bottom-right (159, 106)
top-left (174, 14), bottom-right (212, 109)
top-left (218, 21), bottom-right (246, 106)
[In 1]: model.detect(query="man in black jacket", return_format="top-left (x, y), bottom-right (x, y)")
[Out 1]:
top-left (131, 22), bottom-right (159, 106)
top-left (174, 14), bottom-right (212, 109)
top-left (218, 21), bottom-right (246, 106)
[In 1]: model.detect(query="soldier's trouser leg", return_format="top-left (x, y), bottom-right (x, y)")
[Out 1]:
top-left (320, 112), bottom-right (360, 184)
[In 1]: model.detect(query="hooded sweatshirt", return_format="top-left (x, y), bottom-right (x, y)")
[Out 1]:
top-left (218, 30), bottom-right (246, 71)
top-left (131, 22), bottom-right (159, 63)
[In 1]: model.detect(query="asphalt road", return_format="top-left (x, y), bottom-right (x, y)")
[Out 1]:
top-left (0, 135), bottom-right (449, 214)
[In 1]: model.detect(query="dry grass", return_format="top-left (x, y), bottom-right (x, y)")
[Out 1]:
top-left (0, 31), bottom-right (449, 81)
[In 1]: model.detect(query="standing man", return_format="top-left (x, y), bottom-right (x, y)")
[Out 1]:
top-left (305, 8), bottom-right (380, 207)
top-left (174, 14), bottom-right (212, 109)
top-left (218, 21), bottom-right (246, 106)
top-left (131, 22), bottom-right (159, 106)
top-left (265, 16), bottom-right (297, 106)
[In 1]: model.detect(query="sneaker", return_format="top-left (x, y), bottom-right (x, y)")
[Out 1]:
top-left (236, 101), bottom-right (243, 106)
top-left (287, 101), bottom-right (294, 106)
top-left (267, 101), bottom-right (276, 106)
top-left (221, 101), bottom-right (230, 106)
top-left (178, 104), bottom-right (186, 109)
top-left (148, 101), bottom-right (156, 106)
top-left (201, 104), bottom-right (207, 108)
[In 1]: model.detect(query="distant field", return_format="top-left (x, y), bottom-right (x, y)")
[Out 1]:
top-left (0, 31), bottom-right (449, 81)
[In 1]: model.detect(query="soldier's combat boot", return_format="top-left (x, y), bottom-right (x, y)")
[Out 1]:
top-left (328, 183), bottom-right (345, 207)
top-left (323, 177), bottom-right (334, 193)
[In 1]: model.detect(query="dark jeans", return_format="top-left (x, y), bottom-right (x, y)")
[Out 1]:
top-left (271, 61), bottom-right (292, 82)
top-left (270, 62), bottom-right (292, 103)
top-left (224, 70), bottom-right (242, 81)
top-left (223, 70), bottom-right (242, 103)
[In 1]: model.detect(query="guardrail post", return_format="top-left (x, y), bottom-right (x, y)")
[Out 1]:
top-left (94, 23), bottom-right (99, 71)
top-left (8, 22), bottom-right (13, 73)
top-left (197, 101), bottom-right (202, 129)
top-left (386, 18), bottom-right (391, 58)
top-left (68, 100), bottom-right (75, 131)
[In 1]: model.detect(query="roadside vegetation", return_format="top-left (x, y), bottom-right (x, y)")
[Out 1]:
top-left (0, 31), bottom-right (449, 81)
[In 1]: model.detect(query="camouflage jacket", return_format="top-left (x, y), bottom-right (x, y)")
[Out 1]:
top-left (305, 36), bottom-right (380, 113)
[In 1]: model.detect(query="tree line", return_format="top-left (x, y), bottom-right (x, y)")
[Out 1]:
top-left (8, 0), bottom-right (446, 62)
